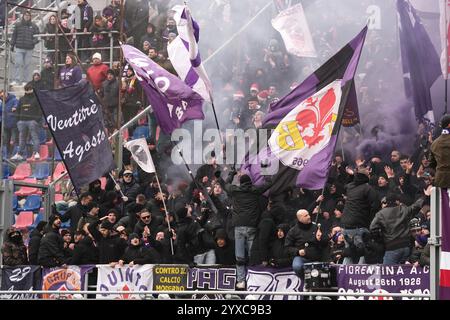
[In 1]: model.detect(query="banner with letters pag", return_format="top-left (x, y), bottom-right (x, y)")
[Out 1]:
top-left (0, 265), bottom-right (41, 299)
top-left (41, 265), bottom-right (93, 299)
top-left (188, 267), bottom-right (237, 299)
top-left (96, 265), bottom-right (153, 299)
top-left (334, 264), bottom-right (430, 300)
top-left (246, 266), bottom-right (304, 300)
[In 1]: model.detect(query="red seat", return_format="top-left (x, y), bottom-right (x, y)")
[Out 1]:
top-left (13, 211), bottom-right (34, 229)
top-left (55, 193), bottom-right (64, 202)
top-left (122, 129), bottom-right (129, 141)
top-left (15, 178), bottom-right (43, 196)
top-left (53, 162), bottom-right (67, 180)
top-left (10, 163), bottom-right (32, 180)
top-left (39, 145), bottom-right (50, 160)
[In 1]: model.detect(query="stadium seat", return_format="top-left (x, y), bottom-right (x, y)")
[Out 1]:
top-left (122, 129), bottom-right (129, 141)
top-left (39, 145), bottom-right (50, 161)
top-left (53, 162), bottom-right (67, 180)
top-left (10, 162), bottom-right (32, 180)
top-left (54, 149), bottom-right (63, 161)
top-left (22, 195), bottom-right (42, 212)
top-left (12, 211), bottom-right (34, 229)
top-left (39, 128), bottom-right (47, 145)
top-left (30, 212), bottom-right (45, 230)
top-left (14, 178), bottom-right (43, 196)
top-left (132, 126), bottom-right (149, 140)
top-left (2, 162), bottom-right (11, 179)
top-left (12, 195), bottom-right (18, 211)
top-left (55, 193), bottom-right (64, 202)
top-left (31, 162), bottom-right (50, 180)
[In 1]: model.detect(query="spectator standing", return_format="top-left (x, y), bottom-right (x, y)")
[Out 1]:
top-left (87, 52), bottom-right (109, 92)
top-left (100, 69), bottom-right (119, 130)
top-left (43, 14), bottom-right (58, 63)
top-left (28, 221), bottom-right (47, 265)
top-left (124, 0), bottom-right (150, 47)
top-left (58, 54), bottom-right (83, 88)
top-left (60, 192), bottom-right (93, 234)
top-left (10, 11), bottom-right (40, 86)
top-left (73, 0), bottom-right (94, 61)
top-left (430, 114), bottom-right (450, 188)
top-left (0, 90), bottom-right (19, 158)
top-left (1, 228), bottom-right (28, 266)
top-left (38, 215), bottom-right (67, 267)
top-left (10, 83), bottom-right (43, 161)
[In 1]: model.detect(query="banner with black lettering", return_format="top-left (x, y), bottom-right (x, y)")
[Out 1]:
top-left (153, 265), bottom-right (188, 291)
top-left (35, 81), bottom-right (116, 194)
top-left (334, 264), bottom-right (430, 300)
top-left (0, 265), bottom-right (41, 299)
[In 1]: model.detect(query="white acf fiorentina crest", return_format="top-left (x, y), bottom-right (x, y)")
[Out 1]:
top-left (268, 80), bottom-right (342, 170)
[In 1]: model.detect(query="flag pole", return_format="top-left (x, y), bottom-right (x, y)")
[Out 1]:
top-left (446, 79), bottom-right (448, 114)
top-left (154, 174), bottom-right (175, 255)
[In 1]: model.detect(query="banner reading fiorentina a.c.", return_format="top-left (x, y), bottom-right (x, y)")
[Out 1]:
top-left (96, 265), bottom-right (153, 299)
top-left (335, 264), bottom-right (430, 300)
top-left (246, 266), bottom-right (303, 300)
top-left (35, 81), bottom-right (116, 194)
top-left (41, 265), bottom-right (93, 299)
top-left (0, 265), bottom-right (41, 299)
top-left (271, 3), bottom-right (317, 58)
top-left (440, 188), bottom-right (450, 299)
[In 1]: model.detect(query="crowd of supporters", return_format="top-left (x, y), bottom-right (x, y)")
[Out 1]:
top-left (1, 0), bottom-right (449, 291)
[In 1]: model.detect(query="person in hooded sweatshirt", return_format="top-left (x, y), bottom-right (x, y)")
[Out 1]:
top-left (1, 227), bottom-right (28, 266)
top-left (118, 233), bottom-right (161, 266)
top-left (68, 230), bottom-right (99, 265)
top-left (99, 190), bottom-right (121, 218)
top-left (214, 228), bottom-right (235, 266)
top-left (28, 221), bottom-right (48, 265)
top-left (88, 179), bottom-right (106, 204)
top-left (268, 223), bottom-right (291, 268)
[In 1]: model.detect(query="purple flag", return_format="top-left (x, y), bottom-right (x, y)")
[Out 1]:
top-left (397, 0), bottom-right (441, 122)
top-left (440, 188), bottom-right (450, 300)
top-left (242, 27), bottom-right (367, 194)
top-left (121, 44), bottom-right (204, 134)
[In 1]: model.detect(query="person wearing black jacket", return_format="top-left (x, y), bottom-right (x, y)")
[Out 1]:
top-left (60, 192), bottom-right (93, 234)
top-left (341, 165), bottom-right (380, 264)
top-left (174, 206), bottom-right (203, 264)
top-left (214, 229), bottom-right (236, 266)
top-left (88, 179), bottom-right (106, 204)
top-left (10, 84), bottom-right (43, 161)
top-left (370, 191), bottom-right (428, 265)
top-left (285, 209), bottom-right (329, 277)
top-left (88, 217), bottom-right (127, 264)
top-left (10, 11), bottom-right (40, 85)
top-left (1, 228), bottom-right (28, 266)
top-left (28, 221), bottom-right (47, 265)
top-left (118, 233), bottom-right (161, 266)
top-left (219, 170), bottom-right (272, 288)
top-left (268, 224), bottom-right (291, 268)
top-left (68, 231), bottom-right (99, 265)
top-left (133, 208), bottom-right (163, 237)
top-left (38, 215), bottom-right (67, 267)
top-left (100, 70), bottom-right (119, 130)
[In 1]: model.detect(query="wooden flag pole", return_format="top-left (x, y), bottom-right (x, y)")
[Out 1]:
top-left (154, 174), bottom-right (175, 255)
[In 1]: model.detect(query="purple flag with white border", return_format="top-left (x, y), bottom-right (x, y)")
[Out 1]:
top-left (121, 44), bottom-right (204, 134)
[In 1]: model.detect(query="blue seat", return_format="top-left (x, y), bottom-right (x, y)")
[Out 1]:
top-left (132, 126), bottom-right (149, 140)
top-left (31, 162), bottom-right (50, 180)
top-left (21, 195), bottom-right (42, 212)
top-left (54, 149), bottom-right (62, 161)
top-left (39, 128), bottom-right (47, 145)
top-left (2, 162), bottom-right (10, 179)
top-left (12, 195), bottom-right (18, 211)
top-left (61, 220), bottom-right (71, 228)
top-left (30, 212), bottom-right (45, 230)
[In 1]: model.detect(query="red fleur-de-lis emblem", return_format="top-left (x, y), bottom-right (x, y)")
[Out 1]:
top-left (295, 88), bottom-right (337, 147)
top-left (116, 284), bottom-right (136, 300)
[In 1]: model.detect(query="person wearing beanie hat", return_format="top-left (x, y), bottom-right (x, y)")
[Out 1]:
top-left (87, 52), bottom-right (109, 91)
top-left (217, 169), bottom-right (273, 288)
top-left (214, 228), bottom-right (236, 265)
top-left (265, 224), bottom-right (291, 268)
top-left (118, 230), bottom-right (161, 266)
top-left (87, 216), bottom-right (127, 264)
top-left (38, 214), bottom-right (69, 267)
top-left (430, 114), bottom-right (450, 188)
top-left (77, 202), bottom-right (100, 232)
